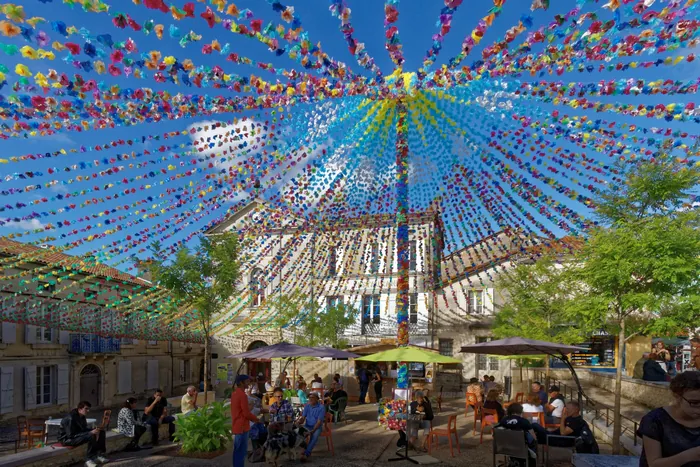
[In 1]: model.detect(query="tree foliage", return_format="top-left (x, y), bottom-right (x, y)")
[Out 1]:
top-left (493, 254), bottom-right (587, 347)
top-left (149, 233), bottom-right (243, 402)
top-left (269, 289), bottom-right (359, 348)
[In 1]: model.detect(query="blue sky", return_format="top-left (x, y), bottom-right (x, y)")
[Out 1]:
top-left (0, 0), bottom-right (698, 272)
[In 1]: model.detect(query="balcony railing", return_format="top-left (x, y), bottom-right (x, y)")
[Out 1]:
top-left (361, 322), bottom-right (381, 336)
top-left (69, 334), bottom-right (121, 353)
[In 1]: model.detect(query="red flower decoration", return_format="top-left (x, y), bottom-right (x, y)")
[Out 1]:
top-left (65, 42), bottom-right (81, 55)
top-left (201, 6), bottom-right (216, 28)
top-left (108, 64), bottom-right (122, 76)
top-left (110, 50), bottom-right (123, 62)
top-left (183, 2), bottom-right (195, 17)
top-left (251, 19), bottom-right (262, 33)
top-left (144, 0), bottom-right (169, 13)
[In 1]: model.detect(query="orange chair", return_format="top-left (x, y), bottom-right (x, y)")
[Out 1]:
top-left (436, 385), bottom-right (443, 413)
top-left (27, 419), bottom-right (46, 449)
top-left (319, 412), bottom-right (334, 456)
top-left (479, 408), bottom-right (499, 444)
top-left (428, 414), bottom-right (460, 457)
top-left (16, 416), bottom-right (29, 449)
top-left (465, 392), bottom-right (479, 418)
top-left (513, 392), bottom-right (524, 403)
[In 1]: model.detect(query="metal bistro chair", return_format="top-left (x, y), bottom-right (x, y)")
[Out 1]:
top-left (329, 397), bottom-right (348, 424)
top-left (546, 434), bottom-right (577, 467)
top-left (493, 428), bottom-right (530, 467)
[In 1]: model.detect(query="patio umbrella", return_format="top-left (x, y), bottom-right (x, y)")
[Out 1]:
top-left (226, 342), bottom-right (339, 378)
top-left (459, 337), bottom-right (590, 406)
top-left (312, 347), bottom-right (360, 359)
top-left (355, 346), bottom-right (461, 364)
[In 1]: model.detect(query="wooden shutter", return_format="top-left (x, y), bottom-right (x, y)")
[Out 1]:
top-left (57, 364), bottom-right (69, 404)
top-left (59, 331), bottom-right (70, 345)
top-left (0, 367), bottom-right (14, 414)
top-left (118, 361), bottom-right (132, 394)
top-left (146, 360), bottom-right (158, 389)
top-left (24, 366), bottom-right (36, 410)
top-left (24, 325), bottom-right (37, 344)
top-left (1, 322), bottom-right (16, 344)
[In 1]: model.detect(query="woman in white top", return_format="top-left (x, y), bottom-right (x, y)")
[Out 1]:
top-left (521, 393), bottom-right (545, 423)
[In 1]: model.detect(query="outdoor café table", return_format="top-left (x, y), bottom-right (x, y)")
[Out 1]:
top-left (572, 453), bottom-right (640, 467)
top-left (44, 417), bottom-right (97, 444)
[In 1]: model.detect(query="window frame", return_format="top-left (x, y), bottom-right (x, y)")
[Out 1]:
top-left (35, 365), bottom-right (53, 407)
top-left (467, 289), bottom-right (484, 314)
top-left (408, 293), bottom-right (418, 324)
top-left (438, 338), bottom-right (454, 357)
top-left (368, 243), bottom-right (379, 274)
top-left (326, 295), bottom-right (343, 311)
top-left (36, 326), bottom-right (52, 343)
top-left (409, 239), bottom-right (417, 273)
top-left (362, 295), bottom-right (381, 325)
top-left (250, 268), bottom-right (265, 307)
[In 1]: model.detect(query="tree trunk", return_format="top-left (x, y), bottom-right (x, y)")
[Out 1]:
top-left (612, 317), bottom-right (625, 455)
top-left (203, 330), bottom-right (209, 405)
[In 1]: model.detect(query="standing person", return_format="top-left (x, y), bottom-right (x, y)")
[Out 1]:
top-left (144, 388), bottom-right (176, 445)
top-left (180, 385), bottom-right (198, 415)
top-left (58, 401), bottom-right (107, 467)
top-left (231, 375), bottom-right (261, 467)
top-left (637, 371), bottom-right (700, 467)
top-left (357, 364), bottom-right (369, 405)
top-left (544, 386), bottom-right (565, 424)
top-left (372, 369), bottom-right (383, 403)
top-left (117, 397), bottom-right (148, 452)
top-left (298, 393), bottom-right (326, 463)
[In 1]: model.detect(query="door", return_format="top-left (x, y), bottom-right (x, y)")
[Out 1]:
top-left (79, 364), bottom-right (101, 408)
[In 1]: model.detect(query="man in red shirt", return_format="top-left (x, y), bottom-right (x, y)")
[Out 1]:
top-left (231, 375), bottom-right (260, 467)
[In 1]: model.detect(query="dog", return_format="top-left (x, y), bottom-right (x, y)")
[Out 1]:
top-left (264, 423), bottom-right (308, 467)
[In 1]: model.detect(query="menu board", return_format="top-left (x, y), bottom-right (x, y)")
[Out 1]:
top-left (570, 336), bottom-right (616, 367)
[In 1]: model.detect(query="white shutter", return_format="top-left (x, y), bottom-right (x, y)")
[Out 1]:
top-left (179, 360), bottom-right (185, 382)
top-left (118, 361), bottom-right (132, 394)
top-left (0, 367), bottom-right (14, 414)
top-left (25, 325), bottom-right (37, 344)
top-left (1, 322), bottom-right (16, 344)
top-left (146, 360), bottom-right (158, 389)
top-left (59, 331), bottom-right (69, 345)
top-left (57, 364), bottom-right (69, 404)
top-left (24, 366), bottom-right (37, 410)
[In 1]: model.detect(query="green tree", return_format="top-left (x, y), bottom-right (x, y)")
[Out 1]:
top-left (493, 254), bottom-right (587, 377)
top-left (149, 233), bottom-right (243, 404)
top-left (568, 150), bottom-right (700, 453)
top-left (269, 289), bottom-right (358, 348)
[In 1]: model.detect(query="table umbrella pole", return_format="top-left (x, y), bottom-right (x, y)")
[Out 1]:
top-left (395, 100), bottom-right (410, 392)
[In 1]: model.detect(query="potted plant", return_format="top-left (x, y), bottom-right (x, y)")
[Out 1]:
top-left (172, 402), bottom-right (231, 458)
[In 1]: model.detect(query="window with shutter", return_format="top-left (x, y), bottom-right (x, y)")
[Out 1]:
top-left (118, 361), bottom-right (132, 394)
top-left (0, 367), bottom-right (14, 414)
top-left (1, 322), bottom-right (16, 344)
top-left (146, 360), bottom-right (159, 390)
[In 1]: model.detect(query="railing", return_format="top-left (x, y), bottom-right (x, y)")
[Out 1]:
top-left (69, 333), bottom-right (121, 353)
top-left (361, 322), bottom-right (381, 336)
top-left (535, 370), bottom-right (640, 446)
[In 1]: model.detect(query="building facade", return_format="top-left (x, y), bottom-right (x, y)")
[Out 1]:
top-left (0, 239), bottom-right (203, 422)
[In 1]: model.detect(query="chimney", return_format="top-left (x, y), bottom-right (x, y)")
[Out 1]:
top-left (134, 259), bottom-right (154, 282)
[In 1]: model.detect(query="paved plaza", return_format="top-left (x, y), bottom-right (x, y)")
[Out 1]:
top-left (84, 400), bottom-right (613, 467)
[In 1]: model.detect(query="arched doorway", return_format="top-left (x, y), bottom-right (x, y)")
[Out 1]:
top-left (246, 341), bottom-right (271, 384)
top-left (79, 364), bottom-right (101, 408)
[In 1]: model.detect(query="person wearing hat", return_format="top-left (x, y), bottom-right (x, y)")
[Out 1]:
top-left (231, 375), bottom-right (261, 467)
top-left (544, 385), bottom-right (565, 424)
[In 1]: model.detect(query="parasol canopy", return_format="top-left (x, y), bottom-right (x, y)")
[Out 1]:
top-left (356, 346), bottom-right (461, 364)
top-left (459, 337), bottom-right (588, 357)
top-left (226, 341), bottom-right (334, 359)
top-left (312, 346), bottom-right (360, 359)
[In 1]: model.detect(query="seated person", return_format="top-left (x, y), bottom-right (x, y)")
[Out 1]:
top-left (297, 381), bottom-right (309, 404)
top-left (296, 375), bottom-right (306, 390)
top-left (407, 390), bottom-right (434, 452)
top-left (312, 373), bottom-right (322, 384)
top-left (643, 352), bottom-right (668, 382)
top-left (333, 373), bottom-right (344, 390)
top-left (467, 377), bottom-right (484, 405)
top-left (58, 401), bottom-right (107, 467)
top-left (521, 393), bottom-right (544, 423)
top-left (533, 401), bottom-right (598, 453)
top-left (532, 382), bottom-right (548, 407)
top-left (310, 376), bottom-right (324, 397)
top-left (269, 387), bottom-right (295, 423)
top-left (117, 397), bottom-right (150, 452)
top-left (498, 403), bottom-right (537, 467)
top-left (180, 386), bottom-right (198, 415)
top-left (544, 386), bottom-right (565, 424)
top-left (145, 388), bottom-right (176, 445)
top-left (484, 389), bottom-right (505, 421)
top-left (490, 376), bottom-right (505, 395)
top-left (297, 393), bottom-right (326, 462)
top-left (323, 383), bottom-right (348, 411)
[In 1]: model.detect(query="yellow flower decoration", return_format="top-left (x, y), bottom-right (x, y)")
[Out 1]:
top-left (14, 63), bottom-right (31, 77)
top-left (20, 46), bottom-right (38, 59)
top-left (94, 60), bottom-right (106, 74)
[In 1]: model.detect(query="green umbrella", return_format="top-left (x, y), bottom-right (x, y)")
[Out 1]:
top-left (355, 346), bottom-right (462, 364)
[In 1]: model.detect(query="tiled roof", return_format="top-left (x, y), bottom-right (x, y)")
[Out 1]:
top-left (0, 238), bottom-right (150, 287)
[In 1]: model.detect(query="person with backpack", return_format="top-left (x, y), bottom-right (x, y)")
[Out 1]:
top-left (533, 401), bottom-right (599, 453)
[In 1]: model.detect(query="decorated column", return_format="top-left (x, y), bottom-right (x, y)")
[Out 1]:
top-left (395, 100), bottom-right (410, 390)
